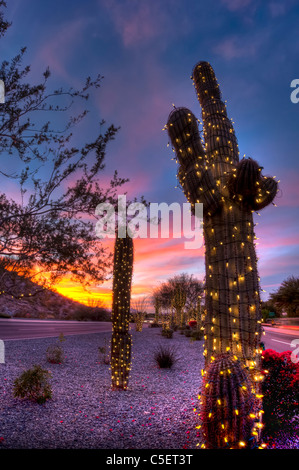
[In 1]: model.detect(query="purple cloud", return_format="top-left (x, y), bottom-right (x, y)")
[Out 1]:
top-left (221, 0), bottom-right (252, 11)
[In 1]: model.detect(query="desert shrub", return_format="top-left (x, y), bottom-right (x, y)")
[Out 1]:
top-left (74, 305), bottom-right (110, 321)
top-left (13, 365), bottom-right (52, 404)
top-left (14, 310), bottom-right (31, 318)
top-left (170, 323), bottom-right (178, 332)
top-left (0, 312), bottom-right (11, 318)
top-left (98, 339), bottom-right (110, 364)
top-left (190, 329), bottom-right (204, 341)
top-left (162, 327), bottom-right (173, 338)
top-left (58, 332), bottom-right (66, 342)
top-left (133, 312), bottom-right (145, 331)
top-left (261, 349), bottom-right (299, 433)
top-left (154, 345), bottom-right (179, 369)
top-left (149, 322), bottom-right (161, 328)
top-left (46, 344), bottom-right (64, 364)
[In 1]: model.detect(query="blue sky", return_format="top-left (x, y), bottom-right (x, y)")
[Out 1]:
top-left (3, 0), bottom-right (299, 304)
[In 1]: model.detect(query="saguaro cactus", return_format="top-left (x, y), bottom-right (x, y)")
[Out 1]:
top-left (172, 283), bottom-right (187, 328)
top-left (167, 61), bottom-right (278, 447)
top-left (154, 297), bottom-right (161, 324)
top-left (111, 233), bottom-right (134, 390)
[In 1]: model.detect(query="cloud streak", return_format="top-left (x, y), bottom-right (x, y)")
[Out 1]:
top-left (102, 0), bottom-right (170, 48)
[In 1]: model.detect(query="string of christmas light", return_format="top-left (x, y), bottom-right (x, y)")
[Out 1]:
top-left (166, 60), bottom-right (279, 448)
top-left (0, 287), bottom-right (47, 299)
top-left (110, 232), bottom-right (134, 391)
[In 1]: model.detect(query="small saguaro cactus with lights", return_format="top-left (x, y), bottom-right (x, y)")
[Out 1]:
top-left (172, 283), bottom-right (187, 328)
top-left (111, 233), bottom-right (134, 390)
top-left (154, 297), bottom-right (161, 324)
top-left (167, 61), bottom-right (278, 447)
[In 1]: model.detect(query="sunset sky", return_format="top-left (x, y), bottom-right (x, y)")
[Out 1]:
top-left (3, 0), bottom-right (299, 308)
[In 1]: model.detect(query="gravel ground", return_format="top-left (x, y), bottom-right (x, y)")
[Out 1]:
top-left (0, 327), bottom-right (298, 450)
top-left (0, 327), bottom-right (204, 449)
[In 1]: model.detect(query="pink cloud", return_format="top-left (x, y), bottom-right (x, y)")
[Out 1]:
top-left (32, 18), bottom-right (92, 84)
top-left (272, 172), bottom-right (299, 208)
top-left (102, 0), bottom-right (169, 48)
top-left (97, 56), bottom-right (174, 170)
top-left (214, 29), bottom-right (271, 60)
top-left (268, 2), bottom-right (286, 17)
top-left (214, 36), bottom-right (257, 60)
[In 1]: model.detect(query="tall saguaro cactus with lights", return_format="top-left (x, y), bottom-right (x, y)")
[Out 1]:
top-left (167, 61), bottom-right (278, 448)
top-left (111, 233), bottom-right (134, 390)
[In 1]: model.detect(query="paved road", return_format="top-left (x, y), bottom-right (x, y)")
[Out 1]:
top-left (0, 318), bottom-right (112, 340)
top-left (262, 326), bottom-right (299, 355)
top-left (1, 320), bottom-right (298, 359)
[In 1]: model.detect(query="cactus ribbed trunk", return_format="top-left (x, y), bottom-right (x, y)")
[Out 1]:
top-left (173, 284), bottom-right (186, 328)
top-left (167, 61), bottom-right (278, 447)
top-left (111, 234), bottom-right (134, 390)
top-left (154, 298), bottom-right (160, 324)
top-left (201, 353), bottom-right (261, 449)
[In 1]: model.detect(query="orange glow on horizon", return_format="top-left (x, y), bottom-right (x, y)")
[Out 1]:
top-left (25, 234), bottom-right (205, 310)
top-left (51, 236), bottom-right (205, 310)
top-left (52, 277), bottom-right (113, 308)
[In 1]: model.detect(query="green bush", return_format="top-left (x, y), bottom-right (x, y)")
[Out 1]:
top-left (184, 329), bottom-right (192, 337)
top-left (154, 345), bottom-right (179, 369)
top-left (13, 365), bottom-right (52, 404)
top-left (46, 344), bottom-right (64, 364)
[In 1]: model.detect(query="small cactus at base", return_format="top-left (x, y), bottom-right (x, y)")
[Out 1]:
top-left (201, 353), bottom-right (261, 449)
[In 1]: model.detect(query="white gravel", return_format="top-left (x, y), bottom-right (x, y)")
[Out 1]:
top-left (1, 326), bottom-right (297, 450)
top-left (0, 327), bottom-right (205, 449)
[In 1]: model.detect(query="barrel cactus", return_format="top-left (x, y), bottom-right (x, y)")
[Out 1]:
top-left (201, 353), bottom-right (261, 448)
top-left (167, 61), bottom-right (278, 447)
top-left (110, 233), bottom-right (134, 390)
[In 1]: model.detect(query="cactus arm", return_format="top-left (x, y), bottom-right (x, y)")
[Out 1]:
top-left (167, 107), bottom-right (222, 217)
top-left (227, 157), bottom-right (279, 212)
top-left (252, 176), bottom-right (278, 210)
